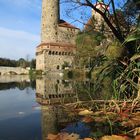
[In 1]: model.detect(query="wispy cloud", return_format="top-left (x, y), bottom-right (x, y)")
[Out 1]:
top-left (0, 27), bottom-right (39, 41)
top-left (0, 27), bottom-right (40, 59)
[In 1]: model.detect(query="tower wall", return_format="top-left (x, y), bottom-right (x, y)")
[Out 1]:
top-left (41, 0), bottom-right (59, 43)
top-left (36, 0), bottom-right (79, 71)
top-left (92, 3), bottom-right (105, 28)
top-left (91, 2), bottom-right (109, 32)
top-left (58, 26), bottom-right (79, 44)
top-left (36, 43), bottom-right (76, 71)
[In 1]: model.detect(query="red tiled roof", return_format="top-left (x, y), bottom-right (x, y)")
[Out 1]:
top-left (58, 19), bottom-right (79, 29)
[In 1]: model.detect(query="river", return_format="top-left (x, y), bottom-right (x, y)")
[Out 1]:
top-left (0, 75), bottom-right (115, 140)
top-left (0, 75), bottom-right (90, 140)
top-left (0, 76), bottom-right (41, 140)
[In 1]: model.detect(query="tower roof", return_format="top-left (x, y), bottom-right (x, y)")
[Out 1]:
top-left (95, 2), bottom-right (109, 10)
top-left (58, 19), bottom-right (79, 29)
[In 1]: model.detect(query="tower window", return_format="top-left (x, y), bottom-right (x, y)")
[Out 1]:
top-left (48, 51), bottom-right (51, 55)
top-left (57, 65), bottom-right (60, 69)
top-left (52, 51), bottom-right (55, 55)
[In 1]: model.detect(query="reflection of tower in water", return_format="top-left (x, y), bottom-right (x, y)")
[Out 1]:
top-left (36, 77), bottom-right (77, 140)
top-left (41, 106), bottom-right (57, 140)
top-left (36, 78), bottom-right (77, 104)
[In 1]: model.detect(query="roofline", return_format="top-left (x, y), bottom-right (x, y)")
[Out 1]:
top-left (37, 42), bottom-right (76, 48)
top-left (58, 23), bottom-right (80, 30)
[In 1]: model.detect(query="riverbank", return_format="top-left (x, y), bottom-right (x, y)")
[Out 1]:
top-left (46, 100), bottom-right (140, 140)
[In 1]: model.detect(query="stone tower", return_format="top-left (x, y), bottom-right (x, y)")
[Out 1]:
top-left (36, 0), bottom-right (79, 71)
top-left (41, 0), bottom-right (59, 43)
top-left (92, 1), bottom-right (109, 31)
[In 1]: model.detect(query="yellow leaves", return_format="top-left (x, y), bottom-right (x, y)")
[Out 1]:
top-left (78, 109), bottom-right (93, 116)
top-left (47, 133), bottom-right (80, 140)
top-left (100, 135), bottom-right (130, 140)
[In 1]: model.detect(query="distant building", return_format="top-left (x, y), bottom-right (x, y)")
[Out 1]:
top-left (85, 1), bottom-right (110, 33)
top-left (36, 0), bottom-right (79, 71)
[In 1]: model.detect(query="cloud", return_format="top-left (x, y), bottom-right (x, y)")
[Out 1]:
top-left (0, 27), bottom-right (40, 60)
top-left (0, 27), bottom-right (39, 41)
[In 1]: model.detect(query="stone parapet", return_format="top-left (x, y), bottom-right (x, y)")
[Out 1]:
top-left (36, 43), bottom-right (76, 71)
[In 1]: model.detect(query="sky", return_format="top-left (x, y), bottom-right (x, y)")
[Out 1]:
top-left (0, 0), bottom-right (42, 60)
top-left (0, 0), bottom-right (94, 60)
top-left (0, 0), bottom-right (124, 60)
top-left (1, 0), bottom-right (110, 60)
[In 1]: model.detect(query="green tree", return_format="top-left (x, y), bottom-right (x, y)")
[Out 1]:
top-left (63, 0), bottom-right (139, 55)
top-left (18, 58), bottom-right (27, 68)
top-left (30, 59), bottom-right (36, 69)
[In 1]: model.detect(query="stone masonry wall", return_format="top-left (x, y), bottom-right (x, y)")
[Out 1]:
top-left (36, 0), bottom-right (79, 71)
top-left (41, 0), bottom-right (59, 43)
top-left (36, 43), bottom-right (76, 71)
top-left (58, 26), bottom-right (79, 44)
top-left (36, 52), bottom-right (45, 70)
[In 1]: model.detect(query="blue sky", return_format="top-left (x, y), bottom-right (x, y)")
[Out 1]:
top-left (0, 0), bottom-right (93, 60)
top-left (0, 0), bottom-right (123, 60)
top-left (0, 0), bottom-right (42, 60)
top-left (1, 0), bottom-right (123, 60)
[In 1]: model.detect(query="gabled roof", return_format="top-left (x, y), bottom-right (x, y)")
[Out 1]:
top-left (58, 19), bottom-right (79, 29)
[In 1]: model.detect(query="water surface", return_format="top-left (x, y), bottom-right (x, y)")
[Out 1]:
top-left (0, 75), bottom-right (111, 140)
top-left (0, 78), bottom-right (41, 140)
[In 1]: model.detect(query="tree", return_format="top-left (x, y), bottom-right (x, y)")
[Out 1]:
top-left (62, 0), bottom-right (140, 99)
top-left (75, 31), bottom-right (106, 68)
top-left (63, 0), bottom-right (140, 55)
top-left (18, 58), bottom-right (27, 68)
top-left (30, 59), bottom-right (36, 69)
top-left (0, 58), bottom-right (17, 67)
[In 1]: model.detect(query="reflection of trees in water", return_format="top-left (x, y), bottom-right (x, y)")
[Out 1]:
top-left (75, 80), bottom-right (113, 101)
top-left (0, 80), bottom-right (36, 91)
